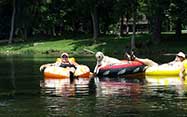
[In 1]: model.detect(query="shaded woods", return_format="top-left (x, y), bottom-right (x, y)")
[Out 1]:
top-left (0, 0), bottom-right (187, 45)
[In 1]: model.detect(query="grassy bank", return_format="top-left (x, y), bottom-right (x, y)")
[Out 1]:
top-left (0, 34), bottom-right (187, 59)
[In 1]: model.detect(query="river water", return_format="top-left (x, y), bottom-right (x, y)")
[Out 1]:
top-left (0, 55), bottom-right (187, 117)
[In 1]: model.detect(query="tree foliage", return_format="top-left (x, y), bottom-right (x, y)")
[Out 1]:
top-left (0, 0), bottom-right (187, 43)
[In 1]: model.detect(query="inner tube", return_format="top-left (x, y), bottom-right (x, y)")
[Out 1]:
top-left (97, 60), bottom-right (145, 77)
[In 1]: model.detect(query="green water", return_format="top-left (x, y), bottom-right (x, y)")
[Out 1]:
top-left (0, 55), bottom-right (187, 117)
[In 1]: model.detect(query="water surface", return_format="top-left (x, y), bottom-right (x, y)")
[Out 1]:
top-left (0, 55), bottom-right (187, 117)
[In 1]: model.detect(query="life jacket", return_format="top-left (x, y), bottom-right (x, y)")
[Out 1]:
top-left (56, 57), bottom-right (77, 68)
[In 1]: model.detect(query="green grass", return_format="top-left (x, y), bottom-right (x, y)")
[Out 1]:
top-left (0, 39), bottom-right (86, 55)
top-left (0, 34), bottom-right (187, 59)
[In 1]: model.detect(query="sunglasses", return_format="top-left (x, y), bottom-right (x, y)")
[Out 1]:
top-left (176, 55), bottom-right (182, 57)
top-left (61, 55), bottom-right (68, 58)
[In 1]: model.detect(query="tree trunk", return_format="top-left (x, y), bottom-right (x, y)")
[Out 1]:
top-left (125, 16), bottom-right (129, 35)
top-left (10, 56), bottom-right (16, 90)
top-left (59, 22), bottom-right (64, 36)
top-left (131, 12), bottom-right (136, 50)
top-left (52, 26), bottom-right (56, 36)
top-left (169, 19), bottom-right (173, 32)
top-left (9, 0), bottom-right (16, 44)
top-left (23, 24), bottom-right (27, 40)
top-left (175, 18), bottom-right (181, 40)
top-left (151, 15), bottom-right (161, 44)
top-left (23, 28), bottom-right (27, 40)
top-left (91, 6), bottom-right (99, 40)
top-left (72, 18), bottom-right (79, 33)
top-left (120, 15), bottom-right (124, 36)
top-left (103, 14), bottom-right (110, 35)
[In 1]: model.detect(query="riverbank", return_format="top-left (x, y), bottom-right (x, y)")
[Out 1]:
top-left (0, 34), bottom-right (187, 59)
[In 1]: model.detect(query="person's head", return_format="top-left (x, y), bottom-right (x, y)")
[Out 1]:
top-left (61, 52), bottom-right (69, 61)
top-left (176, 52), bottom-right (185, 61)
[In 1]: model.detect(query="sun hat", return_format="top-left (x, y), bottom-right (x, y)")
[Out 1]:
top-left (176, 52), bottom-right (185, 58)
top-left (61, 52), bottom-right (69, 58)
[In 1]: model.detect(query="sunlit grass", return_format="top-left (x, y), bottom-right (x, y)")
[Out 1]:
top-left (0, 34), bottom-right (187, 57)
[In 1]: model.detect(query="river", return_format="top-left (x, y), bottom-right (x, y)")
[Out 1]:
top-left (0, 55), bottom-right (187, 117)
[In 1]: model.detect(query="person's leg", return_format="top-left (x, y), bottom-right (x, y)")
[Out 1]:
top-left (125, 50), bottom-right (158, 67)
top-left (69, 67), bottom-right (78, 84)
top-left (135, 57), bottom-right (158, 67)
top-left (127, 50), bottom-right (158, 67)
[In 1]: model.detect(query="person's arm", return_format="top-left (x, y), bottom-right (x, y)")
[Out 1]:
top-left (71, 61), bottom-right (79, 66)
top-left (54, 62), bottom-right (61, 66)
top-left (167, 56), bottom-right (178, 65)
top-left (40, 63), bottom-right (56, 71)
top-left (179, 64), bottom-right (185, 80)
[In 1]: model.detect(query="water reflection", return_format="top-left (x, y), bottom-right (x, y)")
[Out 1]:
top-left (145, 76), bottom-right (187, 97)
top-left (1, 55), bottom-right (187, 116)
top-left (0, 56), bottom-right (16, 97)
top-left (41, 74), bottom-right (187, 98)
top-left (41, 77), bottom-right (91, 97)
top-left (146, 76), bottom-right (187, 86)
top-left (95, 76), bottom-right (146, 97)
top-left (40, 75), bottom-right (148, 97)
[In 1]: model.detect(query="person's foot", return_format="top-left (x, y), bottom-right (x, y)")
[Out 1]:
top-left (125, 52), bottom-right (131, 61)
top-left (130, 50), bottom-right (136, 61)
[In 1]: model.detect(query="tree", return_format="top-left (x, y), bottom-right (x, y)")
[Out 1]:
top-left (168, 0), bottom-right (187, 40)
top-left (15, 0), bottom-right (33, 40)
top-left (131, 2), bottom-right (137, 50)
top-left (98, 0), bottom-right (115, 35)
top-left (114, 0), bottom-right (133, 36)
top-left (68, 0), bottom-right (100, 39)
top-left (142, 0), bottom-right (170, 43)
top-left (86, 0), bottom-right (99, 39)
top-left (9, 0), bottom-right (16, 44)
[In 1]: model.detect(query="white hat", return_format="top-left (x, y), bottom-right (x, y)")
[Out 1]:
top-left (176, 52), bottom-right (185, 58)
top-left (61, 52), bottom-right (69, 58)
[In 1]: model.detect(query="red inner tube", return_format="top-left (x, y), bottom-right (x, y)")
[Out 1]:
top-left (99, 60), bottom-right (144, 70)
